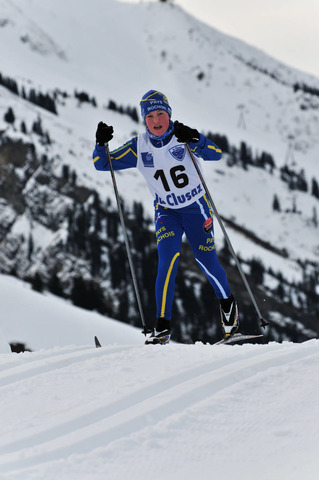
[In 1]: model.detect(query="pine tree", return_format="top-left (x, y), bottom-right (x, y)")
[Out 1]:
top-left (4, 107), bottom-right (15, 124)
top-left (108, 99), bottom-right (117, 111)
top-left (221, 237), bottom-right (231, 266)
top-left (48, 272), bottom-right (64, 298)
top-left (311, 178), bottom-right (319, 199)
top-left (31, 272), bottom-right (43, 292)
top-left (89, 235), bottom-right (102, 276)
top-left (62, 164), bottom-right (70, 182)
top-left (71, 171), bottom-right (77, 185)
top-left (119, 287), bottom-right (129, 321)
top-left (250, 258), bottom-right (265, 285)
top-left (71, 276), bottom-right (88, 308)
top-left (20, 120), bottom-right (27, 134)
top-left (240, 141), bottom-right (252, 170)
top-left (32, 116), bottom-right (44, 136)
top-left (312, 207), bottom-right (318, 227)
top-left (272, 194), bottom-right (281, 212)
top-left (110, 245), bottom-right (126, 288)
top-left (27, 233), bottom-right (34, 260)
top-left (107, 212), bottom-right (118, 241)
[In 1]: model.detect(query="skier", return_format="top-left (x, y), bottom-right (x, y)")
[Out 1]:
top-left (92, 90), bottom-right (238, 344)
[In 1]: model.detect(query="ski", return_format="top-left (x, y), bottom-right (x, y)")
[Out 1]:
top-left (214, 333), bottom-right (263, 345)
top-left (95, 333), bottom-right (262, 348)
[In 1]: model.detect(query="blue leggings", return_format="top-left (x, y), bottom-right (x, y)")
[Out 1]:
top-left (154, 196), bottom-right (231, 320)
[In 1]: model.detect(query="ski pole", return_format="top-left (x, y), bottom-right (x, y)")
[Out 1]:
top-left (185, 143), bottom-right (268, 329)
top-left (105, 144), bottom-right (151, 335)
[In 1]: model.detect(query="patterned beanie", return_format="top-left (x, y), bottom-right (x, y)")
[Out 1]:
top-left (140, 90), bottom-right (172, 121)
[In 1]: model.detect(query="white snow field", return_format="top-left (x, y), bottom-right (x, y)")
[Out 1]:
top-left (1, 1), bottom-right (319, 478)
top-left (0, 274), bottom-right (319, 480)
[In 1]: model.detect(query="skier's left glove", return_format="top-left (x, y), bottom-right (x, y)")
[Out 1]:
top-left (173, 120), bottom-right (200, 144)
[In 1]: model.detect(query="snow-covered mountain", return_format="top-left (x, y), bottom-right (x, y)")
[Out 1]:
top-left (0, 0), bottom-right (318, 342)
top-left (0, 273), bottom-right (319, 480)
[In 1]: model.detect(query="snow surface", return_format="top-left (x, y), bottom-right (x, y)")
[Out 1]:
top-left (1, 273), bottom-right (319, 479)
top-left (0, 4), bottom-right (319, 476)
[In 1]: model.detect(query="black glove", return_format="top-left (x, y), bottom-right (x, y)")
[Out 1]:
top-left (173, 120), bottom-right (200, 144)
top-left (96, 121), bottom-right (114, 146)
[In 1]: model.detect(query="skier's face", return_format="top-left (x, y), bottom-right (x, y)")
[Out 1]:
top-left (145, 110), bottom-right (170, 136)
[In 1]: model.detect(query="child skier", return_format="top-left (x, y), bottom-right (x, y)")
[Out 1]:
top-left (92, 90), bottom-right (238, 344)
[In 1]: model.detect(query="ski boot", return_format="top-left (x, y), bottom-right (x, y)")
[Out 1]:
top-left (220, 295), bottom-right (239, 338)
top-left (145, 318), bottom-right (171, 345)
top-left (145, 329), bottom-right (171, 345)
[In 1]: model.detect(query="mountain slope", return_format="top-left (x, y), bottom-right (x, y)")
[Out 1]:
top-left (0, 0), bottom-right (318, 341)
top-left (0, 273), bottom-right (142, 352)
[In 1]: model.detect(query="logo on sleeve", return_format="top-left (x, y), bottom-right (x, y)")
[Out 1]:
top-left (141, 152), bottom-right (154, 167)
top-left (169, 145), bottom-right (186, 161)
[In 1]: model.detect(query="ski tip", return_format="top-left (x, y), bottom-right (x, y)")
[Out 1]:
top-left (94, 336), bottom-right (102, 348)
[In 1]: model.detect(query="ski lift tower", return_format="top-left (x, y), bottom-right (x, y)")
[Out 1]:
top-left (237, 104), bottom-right (247, 129)
top-left (285, 134), bottom-right (296, 166)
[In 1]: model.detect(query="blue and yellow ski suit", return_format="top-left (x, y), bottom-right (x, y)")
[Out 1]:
top-left (93, 130), bottom-right (231, 321)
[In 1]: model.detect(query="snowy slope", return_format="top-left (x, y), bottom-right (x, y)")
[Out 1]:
top-left (2, 0), bottom-right (319, 172)
top-left (1, 0), bottom-right (318, 155)
top-left (0, 274), bottom-right (319, 480)
top-left (0, 274), bottom-right (142, 353)
top-left (1, 0), bottom-right (318, 289)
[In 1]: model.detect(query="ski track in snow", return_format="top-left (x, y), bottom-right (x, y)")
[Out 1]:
top-left (0, 340), bottom-right (318, 479)
top-left (0, 344), bottom-right (130, 388)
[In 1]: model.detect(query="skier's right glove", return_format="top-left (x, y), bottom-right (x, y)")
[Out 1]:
top-left (96, 121), bottom-right (114, 146)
